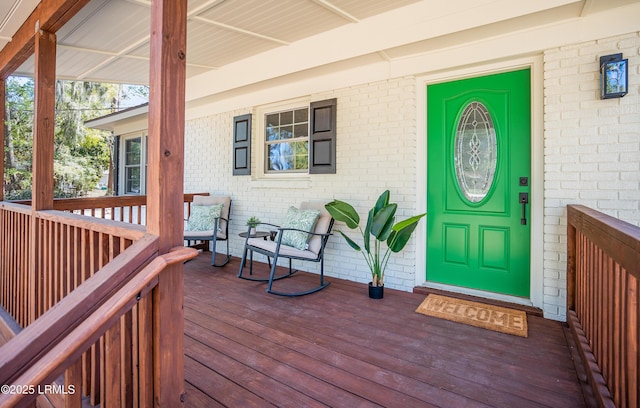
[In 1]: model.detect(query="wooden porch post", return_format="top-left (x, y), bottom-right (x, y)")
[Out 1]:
top-left (146, 0), bottom-right (188, 406)
top-left (32, 29), bottom-right (56, 211)
top-left (30, 29), bottom-right (56, 323)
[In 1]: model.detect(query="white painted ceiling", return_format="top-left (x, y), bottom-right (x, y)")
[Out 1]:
top-left (1, 0), bottom-right (639, 88)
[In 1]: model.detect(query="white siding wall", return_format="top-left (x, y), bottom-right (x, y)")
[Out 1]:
top-left (543, 32), bottom-right (640, 320)
top-left (184, 77), bottom-right (419, 290)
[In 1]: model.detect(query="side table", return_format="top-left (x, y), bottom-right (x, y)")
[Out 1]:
top-left (239, 231), bottom-right (272, 275)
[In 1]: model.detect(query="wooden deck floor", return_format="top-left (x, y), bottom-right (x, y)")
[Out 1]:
top-left (182, 252), bottom-right (589, 408)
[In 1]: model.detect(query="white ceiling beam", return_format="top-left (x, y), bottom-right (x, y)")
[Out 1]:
top-left (580, 0), bottom-right (594, 16)
top-left (186, 0), bottom-right (583, 101)
top-left (58, 43), bottom-right (218, 70)
top-left (126, 0), bottom-right (227, 16)
top-left (309, 0), bottom-right (359, 23)
top-left (77, 35), bottom-right (150, 80)
top-left (186, 0), bottom-right (227, 17)
top-left (127, 0), bottom-right (288, 45)
top-left (71, 0), bottom-right (223, 81)
top-left (190, 16), bottom-right (290, 45)
top-left (59, 44), bottom-right (147, 60)
top-left (377, 50), bottom-right (391, 62)
top-left (389, 2), bottom-right (640, 79)
top-left (0, 0), bottom-right (22, 32)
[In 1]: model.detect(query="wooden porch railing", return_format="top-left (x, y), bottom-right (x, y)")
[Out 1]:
top-left (567, 205), bottom-right (639, 408)
top-left (0, 239), bottom-right (196, 407)
top-left (0, 193), bottom-right (204, 407)
top-left (13, 192), bottom-right (208, 226)
top-left (0, 202), bottom-right (31, 327)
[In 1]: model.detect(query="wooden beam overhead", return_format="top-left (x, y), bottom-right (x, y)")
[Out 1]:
top-left (0, 0), bottom-right (90, 80)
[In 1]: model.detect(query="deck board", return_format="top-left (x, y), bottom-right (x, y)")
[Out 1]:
top-left (183, 253), bottom-right (588, 407)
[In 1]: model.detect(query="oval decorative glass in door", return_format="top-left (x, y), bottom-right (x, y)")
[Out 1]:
top-left (454, 101), bottom-right (497, 203)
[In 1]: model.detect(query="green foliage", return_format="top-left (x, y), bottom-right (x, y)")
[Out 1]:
top-left (3, 168), bottom-right (32, 200)
top-left (325, 190), bottom-right (426, 287)
top-left (4, 76), bottom-right (147, 199)
top-left (54, 158), bottom-right (100, 196)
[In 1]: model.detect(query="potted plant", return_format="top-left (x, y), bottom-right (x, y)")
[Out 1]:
top-left (325, 190), bottom-right (425, 299)
top-left (246, 216), bottom-right (261, 235)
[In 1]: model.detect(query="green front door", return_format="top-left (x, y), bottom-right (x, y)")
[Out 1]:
top-left (426, 69), bottom-right (531, 297)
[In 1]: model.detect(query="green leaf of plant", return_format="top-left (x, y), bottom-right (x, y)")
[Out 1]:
top-left (325, 200), bottom-right (359, 229)
top-left (373, 190), bottom-right (390, 216)
top-left (338, 230), bottom-right (361, 251)
top-left (364, 208), bottom-right (374, 253)
top-left (371, 204), bottom-right (396, 240)
top-left (387, 213), bottom-right (426, 252)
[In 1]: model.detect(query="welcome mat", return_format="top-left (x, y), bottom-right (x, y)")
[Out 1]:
top-left (415, 294), bottom-right (528, 337)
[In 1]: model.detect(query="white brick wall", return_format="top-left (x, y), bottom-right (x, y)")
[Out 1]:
top-left (543, 32), bottom-right (640, 320)
top-left (183, 32), bottom-right (639, 321)
top-left (184, 77), bottom-right (419, 290)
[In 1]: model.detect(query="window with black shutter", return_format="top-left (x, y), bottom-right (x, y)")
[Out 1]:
top-left (253, 97), bottom-right (337, 177)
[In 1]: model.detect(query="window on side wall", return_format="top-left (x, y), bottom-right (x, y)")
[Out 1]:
top-left (257, 98), bottom-right (337, 178)
top-left (120, 134), bottom-right (147, 195)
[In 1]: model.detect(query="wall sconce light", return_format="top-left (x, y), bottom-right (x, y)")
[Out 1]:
top-left (600, 53), bottom-right (628, 99)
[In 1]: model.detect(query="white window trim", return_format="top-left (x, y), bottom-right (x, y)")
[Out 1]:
top-left (119, 132), bottom-right (148, 195)
top-left (255, 97), bottom-right (311, 180)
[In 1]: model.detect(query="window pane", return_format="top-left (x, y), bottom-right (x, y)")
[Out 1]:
top-left (267, 141), bottom-right (309, 171)
top-left (292, 141), bottom-right (309, 170)
top-left (125, 138), bottom-right (141, 165)
top-left (126, 167), bottom-right (141, 193)
top-left (280, 111), bottom-right (293, 125)
top-left (268, 143), bottom-right (294, 171)
top-left (266, 113), bottom-right (279, 127)
top-left (294, 109), bottom-right (308, 122)
top-left (266, 125), bottom-right (279, 141)
top-left (294, 123), bottom-right (308, 138)
top-left (280, 125), bottom-right (293, 139)
top-left (454, 101), bottom-right (497, 203)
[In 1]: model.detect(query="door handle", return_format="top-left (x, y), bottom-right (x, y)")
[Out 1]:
top-left (519, 192), bottom-right (529, 225)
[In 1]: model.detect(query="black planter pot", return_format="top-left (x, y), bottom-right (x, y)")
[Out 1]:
top-left (368, 283), bottom-right (384, 299)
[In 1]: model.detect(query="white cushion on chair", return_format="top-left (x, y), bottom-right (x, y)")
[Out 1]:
top-left (183, 222), bottom-right (227, 240)
top-left (300, 201), bottom-right (332, 255)
top-left (247, 238), bottom-right (319, 260)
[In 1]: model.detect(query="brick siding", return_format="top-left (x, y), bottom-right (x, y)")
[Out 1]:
top-left (543, 32), bottom-right (640, 319)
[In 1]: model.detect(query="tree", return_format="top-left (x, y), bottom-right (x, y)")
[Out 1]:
top-left (4, 76), bottom-right (148, 199)
top-left (4, 77), bottom-right (34, 199)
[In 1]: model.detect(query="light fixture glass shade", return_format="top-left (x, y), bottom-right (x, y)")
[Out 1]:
top-left (600, 54), bottom-right (628, 99)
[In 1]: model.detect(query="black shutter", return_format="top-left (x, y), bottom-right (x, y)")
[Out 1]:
top-left (113, 135), bottom-right (120, 195)
top-left (309, 98), bottom-right (337, 174)
top-left (233, 114), bottom-right (251, 175)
